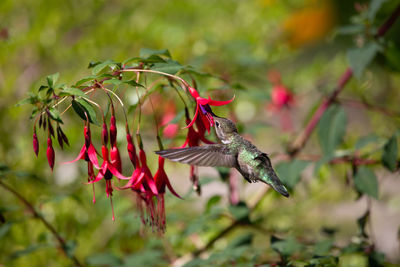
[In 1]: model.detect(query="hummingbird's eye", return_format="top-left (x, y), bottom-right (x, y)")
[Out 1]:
top-left (215, 121), bottom-right (220, 127)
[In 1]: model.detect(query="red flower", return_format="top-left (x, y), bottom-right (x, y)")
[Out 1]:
top-left (268, 85), bottom-right (294, 111)
top-left (153, 156), bottom-right (181, 231)
top-left (64, 125), bottom-right (99, 169)
top-left (46, 137), bottom-right (55, 171)
top-left (154, 156), bottom-right (180, 198)
top-left (186, 86), bottom-right (234, 132)
top-left (126, 132), bottom-right (139, 168)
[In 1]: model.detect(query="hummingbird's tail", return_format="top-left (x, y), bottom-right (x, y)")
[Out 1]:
top-left (264, 168), bottom-right (290, 198)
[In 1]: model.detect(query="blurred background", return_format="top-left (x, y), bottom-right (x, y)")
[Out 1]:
top-left (1, 0), bottom-right (400, 266)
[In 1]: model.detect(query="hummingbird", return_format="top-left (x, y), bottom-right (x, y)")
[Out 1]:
top-left (156, 116), bottom-right (289, 197)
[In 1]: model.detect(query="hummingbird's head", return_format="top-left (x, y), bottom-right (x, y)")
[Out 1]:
top-left (213, 116), bottom-right (237, 141)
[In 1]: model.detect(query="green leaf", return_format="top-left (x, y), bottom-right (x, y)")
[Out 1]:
top-left (229, 202), bottom-right (249, 222)
top-left (347, 42), bottom-right (381, 79)
top-left (103, 78), bottom-right (123, 85)
top-left (46, 73), bottom-right (59, 88)
top-left (123, 250), bottom-right (167, 267)
top-left (205, 195), bottom-right (221, 213)
top-left (368, 0), bottom-right (388, 20)
top-left (86, 253), bottom-right (122, 266)
top-left (122, 57), bottom-right (141, 65)
top-left (59, 87), bottom-right (87, 98)
top-left (92, 60), bottom-right (118, 75)
top-left (71, 99), bottom-right (99, 125)
top-left (275, 160), bottom-right (309, 189)
top-left (354, 167), bottom-right (379, 199)
top-left (11, 244), bottom-right (49, 259)
top-left (357, 210), bottom-right (370, 238)
top-left (139, 48), bottom-right (171, 58)
top-left (151, 60), bottom-right (183, 74)
top-left (87, 61), bottom-right (101, 69)
top-left (314, 239), bottom-right (334, 256)
top-left (0, 222), bottom-right (12, 238)
top-left (382, 135), bottom-right (398, 172)
top-left (74, 75), bottom-right (96, 86)
top-left (318, 105), bottom-right (347, 157)
top-left (48, 108), bottom-right (63, 123)
top-left (124, 80), bottom-right (145, 88)
top-left (271, 236), bottom-right (303, 257)
top-left (15, 93), bottom-right (39, 106)
top-left (227, 233), bottom-right (253, 249)
top-left (355, 134), bottom-right (379, 150)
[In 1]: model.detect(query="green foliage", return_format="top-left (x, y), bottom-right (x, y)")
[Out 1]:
top-left (1, 0), bottom-right (400, 266)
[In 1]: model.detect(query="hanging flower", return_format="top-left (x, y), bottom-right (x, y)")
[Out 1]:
top-left (153, 156), bottom-right (181, 231)
top-left (33, 130), bottom-right (39, 157)
top-left (186, 86), bottom-right (234, 132)
top-left (46, 137), bottom-right (55, 171)
top-left (64, 124), bottom-right (99, 169)
top-left (266, 71), bottom-right (295, 132)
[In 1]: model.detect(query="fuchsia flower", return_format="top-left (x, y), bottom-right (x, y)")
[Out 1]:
top-left (266, 70), bottom-right (295, 131)
top-left (46, 137), bottom-right (55, 171)
top-left (268, 85), bottom-right (294, 111)
top-left (109, 116), bottom-right (122, 173)
top-left (33, 130), bottom-right (39, 157)
top-left (64, 125), bottom-right (99, 169)
top-left (153, 156), bottom-right (181, 231)
top-left (186, 86), bottom-right (234, 132)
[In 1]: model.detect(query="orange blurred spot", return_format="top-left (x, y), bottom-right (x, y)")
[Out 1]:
top-left (283, 0), bottom-right (336, 48)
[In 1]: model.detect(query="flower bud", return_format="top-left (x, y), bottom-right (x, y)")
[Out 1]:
top-left (57, 126), bottom-right (64, 149)
top-left (110, 116), bottom-right (117, 147)
top-left (102, 123), bottom-right (108, 145)
top-left (126, 133), bottom-right (138, 167)
top-left (46, 137), bottom-right (55, 170)
top-left (48, 119), bottom-right (55, 137)
top-left (33, 131), bottom-right (39, 156)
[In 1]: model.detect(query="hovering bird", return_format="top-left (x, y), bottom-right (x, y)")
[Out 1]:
top-left (156, 116), bottom-right (289, 197)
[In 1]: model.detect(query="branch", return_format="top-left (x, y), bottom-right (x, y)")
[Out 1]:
top-left (0, 180), bottom-right (83, 267)
top-left (184, 5), bottom-right (400, 260)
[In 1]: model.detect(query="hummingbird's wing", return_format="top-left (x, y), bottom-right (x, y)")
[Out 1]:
top-left (156, 145), bottom-right (236, 167)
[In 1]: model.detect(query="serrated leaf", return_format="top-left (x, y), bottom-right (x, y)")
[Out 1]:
top-left (140, 55), bottom-right (166, 64)
top-left (151, 60), bottom-right (183, 74)
top-left (347, 42), bottom-right (380, 79)
top-left (354, 167), bottom-right (378, 199)
top-left (139, 48), bottom-right (171, 58)
top-left (48, 108), bottom-right (63, 123)
top-left (276, 160), bottom-right (309, 189)
top-left (71, 99), bottom-right (99, 125)
top-left (46, 73), bottom-right (59, 88)
top-left (382, 135), bottom-right (398, 172)
top-left (59, 87), bottom-right (87, 98)
top-left (318, 105), bottom-right (347, 157)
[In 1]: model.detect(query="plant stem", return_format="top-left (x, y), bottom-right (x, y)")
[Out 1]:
top-left (0, 180), bottom-right (83, 267)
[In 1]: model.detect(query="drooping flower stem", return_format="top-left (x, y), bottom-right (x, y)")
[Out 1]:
top-left (0, 180), bottom-right (83, 267)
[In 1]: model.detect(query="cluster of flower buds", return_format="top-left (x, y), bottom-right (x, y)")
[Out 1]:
top-left (33, 111), bottom-right (69, 171)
